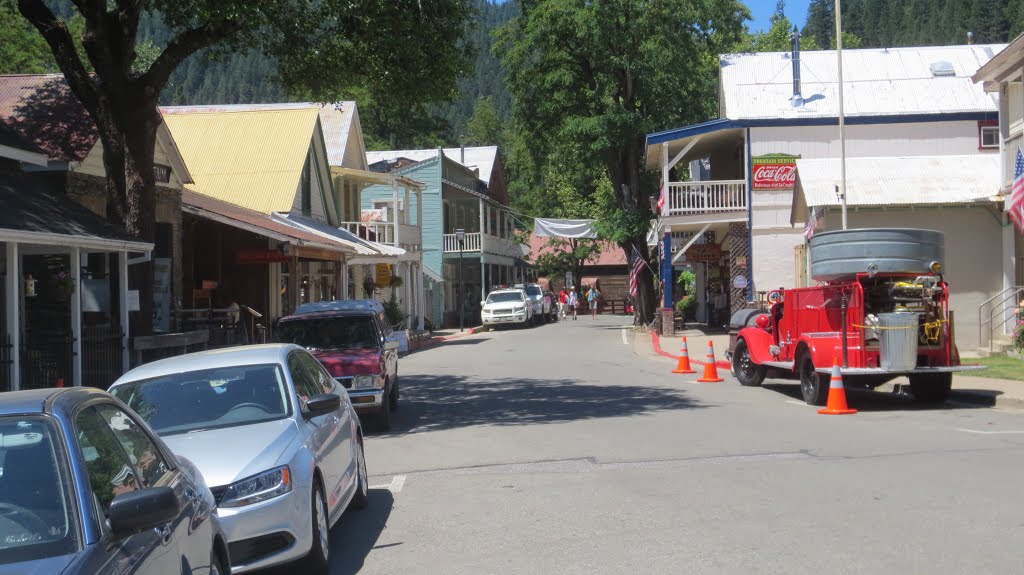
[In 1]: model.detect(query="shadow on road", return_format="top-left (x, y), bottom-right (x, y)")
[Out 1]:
top-left (762, 382), bottom-right (990, 412)
top-left (374, 375), bottom-right (705, 435)
top-left (253, 489), bottom-right (394, 575)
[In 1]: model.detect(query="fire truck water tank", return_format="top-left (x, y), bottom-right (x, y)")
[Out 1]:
top-left (808, 228), bottom-right (945, 282)
top-left (877, 312), bottom-right (920, 371)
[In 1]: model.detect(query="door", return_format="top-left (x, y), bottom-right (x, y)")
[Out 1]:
top-left (93, 403), bottom-right (211, 574)
top-left (288, 351), bottom-right (349, 518)
top-left (301, 351), bottom-right (357, 519)
top-left (74, 405), bottom-right (180, 574)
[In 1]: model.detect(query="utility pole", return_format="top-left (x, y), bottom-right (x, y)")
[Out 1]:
top-left (836, 0), bottom-right (848, 229)
top-left (456, 228), bottom-right (466, 332)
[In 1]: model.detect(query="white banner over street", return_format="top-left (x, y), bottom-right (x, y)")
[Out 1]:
top-left (533, 218), bottom-right (597, 239)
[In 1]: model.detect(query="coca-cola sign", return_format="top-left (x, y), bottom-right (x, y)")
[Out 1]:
top-left (752, 154), bottom-right (799, 191)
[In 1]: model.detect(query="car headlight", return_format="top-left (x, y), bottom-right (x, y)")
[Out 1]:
top-left (219, 466), bottom-right (292, 508)
top-left (353, 374), bottom-right (382, 389)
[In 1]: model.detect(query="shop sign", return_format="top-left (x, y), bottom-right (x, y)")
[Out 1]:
top-left (752, 154), bottom-right (799, 191)
top-left (237, 249), bottom-right (290, 264)
top-left (685, 243), bottom-right (722, 263)
top-left (153, 258), bottom-right (171, 332)
top-left (733, 275), bottom-right (749, 289)
top-left (154, 164), bottom-right (172, 183)
top-left (376, 263), bottom-right (392, 286)
top-left (734, 255), bottom-right (748, 268)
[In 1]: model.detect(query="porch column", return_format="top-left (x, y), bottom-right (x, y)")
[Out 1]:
top-left (5, 242), bottom-right (20, 390)
top-left (478, 198), bottom-right (485, 236)
top-left (392, 182), bottom-right (401, 247)
top-left (341, 262), bottom-right (349, 299)
top-left (405, 263), bottom-right (413, 329)
top-left (417, 264), bottom-right (425, 331)
top-left (338, 257), bottom-right (346, 300)
top-left (661, 231), bottom-right (673, 308)
top-left (71, 247), bottom-right (82, 387)
top-left (119, 251), bottom-right (129, 372)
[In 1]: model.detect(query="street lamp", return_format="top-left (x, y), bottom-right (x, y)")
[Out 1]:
top-left (455, 228), bottom-right (465, 332)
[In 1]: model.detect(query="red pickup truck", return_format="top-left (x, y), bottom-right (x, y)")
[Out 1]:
top-left (274, 300), bottom-right (400, 431)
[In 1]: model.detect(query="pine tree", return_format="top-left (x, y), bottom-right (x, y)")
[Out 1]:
top-left (802, 0), bottom-right (834, 49)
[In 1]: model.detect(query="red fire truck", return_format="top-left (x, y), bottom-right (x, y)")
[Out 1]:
top-left (727, 229), bottom-right (984, 405)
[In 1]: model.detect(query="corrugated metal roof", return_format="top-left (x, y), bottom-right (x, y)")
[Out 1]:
top-left (273, 213), bottom-right (404, 257)
top-left (162, 102), bottom-right (362, 168)
top-left (161, 107), bottom-right (319, 214)
top-left (0, 74), bottom-right (98, 162)
top-left (795, 155), bottom-right (1000, 208)
top-left (366, 146), bottom-right (499, 184)
top-left (720, 44), bottom-right (1004, 120)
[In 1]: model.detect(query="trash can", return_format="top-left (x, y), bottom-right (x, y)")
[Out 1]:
top-left (877, 312), bottom-right (919, 371)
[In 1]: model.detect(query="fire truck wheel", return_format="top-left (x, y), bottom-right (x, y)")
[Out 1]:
top-left (909, 373), bottom-right (952, 403)
top-left (733, 340), bottom-right (765, 387)
top-left (799, 354), bottom-right (829, 406)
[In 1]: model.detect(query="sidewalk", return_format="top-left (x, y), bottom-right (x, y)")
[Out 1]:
top-left (648, 329), bottom-right (1024, 409)
top-left (406, 326), bottom-right (483, 353)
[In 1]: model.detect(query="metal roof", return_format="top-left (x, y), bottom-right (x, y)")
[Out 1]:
top-left (720, 44), bottom-right (1004, 120)
top-left (366, 146), bottom-right (499, 184)
top-left (973, 32), bottom-right (1024, 89)
top-left (292, 299), bottom-right (385, 316)
top-left (272, 213), bottom-right (404, 257)
top-left (161, 107), bottom-right (320, 214)
top-left (0, 74), bottom-right (99, 162)
top-left (794, 155), bottom-right (1000, 211)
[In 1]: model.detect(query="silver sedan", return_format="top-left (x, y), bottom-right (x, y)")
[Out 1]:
top-left (109, 344), bottom-right (369, 574)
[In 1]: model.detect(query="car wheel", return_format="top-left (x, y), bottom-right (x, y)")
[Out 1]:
top-left (909, 373), bottom-right (952, 403)
top-left (799, 353), bottom-right (828, 406)
top-left (733, 340), bottom-right (766, 387)
top-left (374, 397), bottom-right (392, 432)
top-left (210, 547), bottom-right (228, 575)
top-left (300, 481), bottom-right (330, 575)
top-left (349, 437), bottom-right (369, 510)
top-left (389, 382), bottom-right (399, 411)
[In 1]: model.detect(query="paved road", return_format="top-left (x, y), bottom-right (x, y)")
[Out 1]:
top-left (318, 316), bottom-right (1024, 574)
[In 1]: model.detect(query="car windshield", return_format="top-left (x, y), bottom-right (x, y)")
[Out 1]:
top-left (0, 416), bottom-right (78, 564)
top-left (487, 292), bottom-right (523, 304)
top-left (110, 364), bottom-right (291, 436)
top-left (276, 316), bottom-right (379, 350)
top-left (526, 286), bottom-right (543, 297)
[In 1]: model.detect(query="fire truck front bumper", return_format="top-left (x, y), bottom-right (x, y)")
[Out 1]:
top-left (811, 365), bottom-right (988, 375)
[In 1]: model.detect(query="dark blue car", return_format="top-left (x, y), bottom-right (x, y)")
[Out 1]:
top-left (0, 388), bottom-right (229, 574)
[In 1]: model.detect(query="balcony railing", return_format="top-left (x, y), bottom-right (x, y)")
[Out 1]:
top-left (443, 232), bottom-right (525, 258)
top-left (339, 221), bottom-right (395, 245)
top-left (663, 180), bottom-right (747, 217)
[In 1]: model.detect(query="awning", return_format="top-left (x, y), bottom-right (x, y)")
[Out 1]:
top-left (272, 213), bottom-right (405, 258)
top-left (792, 155), bottom-right (1002, 225)
top-left (533, 218), bottom-right (597, 239)
top-left (182, 190), bottom-right (351, 254)
top-left (0, 174), bottom-right (151, 252)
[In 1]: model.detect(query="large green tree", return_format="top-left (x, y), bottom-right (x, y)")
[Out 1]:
top-left (12, 0), bottom-right (470, 330)
top-left (0, 2), bottom-right (55, 73)
top-left (497, 0), bottom-right (747, 323)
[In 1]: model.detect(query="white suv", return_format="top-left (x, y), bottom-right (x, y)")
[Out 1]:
top-left (522, 283), bottom-right (551, 324)
top-left (481, 288), bottom-right (534, 328)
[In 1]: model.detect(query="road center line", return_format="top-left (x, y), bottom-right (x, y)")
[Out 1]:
top-left (956, 428), bottom-right (1024, 435)
top-left (621, 328), bottom-right (629, 345)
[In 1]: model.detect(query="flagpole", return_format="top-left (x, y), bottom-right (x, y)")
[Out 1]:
top-left (836, 0), bottom-right (848, 229)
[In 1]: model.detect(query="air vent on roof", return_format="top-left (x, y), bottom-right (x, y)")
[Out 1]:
top-left (929, 61), bottom-right (955, 77)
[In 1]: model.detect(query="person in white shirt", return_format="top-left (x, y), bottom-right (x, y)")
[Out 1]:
top-left (567, 287), bottom-right (579, 320)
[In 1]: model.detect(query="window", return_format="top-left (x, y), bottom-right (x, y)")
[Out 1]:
top-left (76, 407), bottom-right (142, 512)
top-left (979, 121), bottom-right (999, 149)
top-left (289, 352), bottom-right (325, 404)
top-left (298, 352), bottom-right (334, 395)
top-left (94, 404), bottom-right (171, 488)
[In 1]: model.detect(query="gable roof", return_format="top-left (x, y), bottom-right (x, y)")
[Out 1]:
top-left (720, 44), bottom-right (1004, 120)
top-left (0, 74), bottom-right (98, 163)
top-left (366, 146), bottom-right (499, 184)
top-left (161, 107), bottom-right (321, 214)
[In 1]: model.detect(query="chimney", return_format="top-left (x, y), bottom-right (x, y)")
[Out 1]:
top-left (461, 145), bottom-right (466, 164)
top-left (967, 31), bottom-right (974, 45)
top-left (790, 26), bottom-right (803, 107)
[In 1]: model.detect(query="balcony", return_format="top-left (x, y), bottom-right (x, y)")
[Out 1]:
top-left (662, 180), bottom-right (747, 219)
top-left (443, 232), bottom-right (526, 258)
top-left (338, 221), bottom-right (422, 249)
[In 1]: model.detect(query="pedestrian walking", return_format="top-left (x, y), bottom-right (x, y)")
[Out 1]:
top-left (568, 286), bottom-right (579, 320)
top-left (587, 285), bottom-right (601, 320)
top-left (558, 288), bottom-right (568, 320)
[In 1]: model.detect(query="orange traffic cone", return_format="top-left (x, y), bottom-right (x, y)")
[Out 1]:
top-left (818, 358), bottom-right (857, 415)
top-left (696, 341), bottom-right (724, 383)
top-left (672, 336), bottom-right (697, 374)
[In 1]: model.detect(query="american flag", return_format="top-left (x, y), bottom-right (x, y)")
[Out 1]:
top-left (656, 183), bottom-right (666, 213)
top-left (629, 245), bottom-right (646, 297)
top-left (1010, 147), bottom-right (1024, 234)
top-left (803, 207), bottom-right (820, 239)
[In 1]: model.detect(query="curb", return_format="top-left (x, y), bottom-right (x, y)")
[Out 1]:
top-left (879, 382), bottom-right (1024, 410)
top-left (650, 331), bottom-right (731, 370)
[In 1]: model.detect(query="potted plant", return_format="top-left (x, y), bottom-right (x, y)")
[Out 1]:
top-left (52, 269), bottom-right (76, 301)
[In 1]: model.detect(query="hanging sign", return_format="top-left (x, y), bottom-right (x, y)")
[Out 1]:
top-left (376, 263), bottom-right (392, 286)
top-left (685, 244), bottom-right (722, 263)
top-left (153, 164), bottom-right (172, 183)
top-left (733, 275), bottom-right (749, 289)
top-left (752, 154), bottom-right (799, 191)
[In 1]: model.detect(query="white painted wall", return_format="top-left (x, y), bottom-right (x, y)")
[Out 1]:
top-left (751, 228), bottom-right (806, 294)
top-left (750, 120), bottom-right (994, 159)
top-left (821, 205), bottom-right (1003, 351)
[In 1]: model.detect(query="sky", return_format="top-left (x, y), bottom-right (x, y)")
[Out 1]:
top-left (745, 0), bottom-right (810, 32)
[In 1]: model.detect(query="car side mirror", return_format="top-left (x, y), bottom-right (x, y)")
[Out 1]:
top-left (304, 393), bottom-right (341, 419)
top-left (108, 486), bottom-right (180, 537)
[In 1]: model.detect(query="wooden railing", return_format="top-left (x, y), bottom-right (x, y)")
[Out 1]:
top-left (663, 180), bottom-right (747, 217)
top-left (443, 232), bottom-right (483, 253)
top-left (338, 221), bottom-right (395, 245)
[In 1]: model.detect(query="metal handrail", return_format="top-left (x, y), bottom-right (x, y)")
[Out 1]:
top-left (979, 286), bottom-right (1024, 351)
